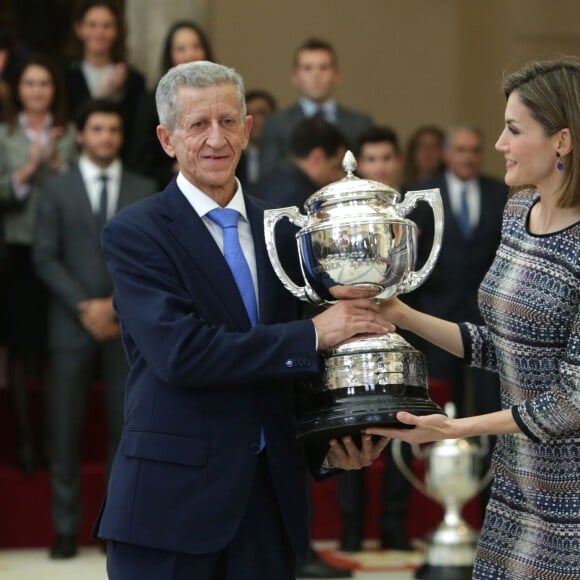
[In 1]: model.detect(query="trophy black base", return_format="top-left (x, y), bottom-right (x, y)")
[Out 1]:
top-left (415, 563), bottom-right (472, 580)
top-left (296, 389), bottom-right (445, 447)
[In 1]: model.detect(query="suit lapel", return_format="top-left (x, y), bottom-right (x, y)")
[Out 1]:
top-left (246, 197), bottom-right (279, 325)
top-left (68, 166), bottom-right (100, 236)
top-left (161, 182), bottom-right (251, 330)
top-left (117, 170), bottom-right (140, 213)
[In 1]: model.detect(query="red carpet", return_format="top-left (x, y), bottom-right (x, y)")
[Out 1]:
top-left (0, 379), bottom-right (480, 548)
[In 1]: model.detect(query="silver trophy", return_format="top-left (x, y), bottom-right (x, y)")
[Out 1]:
top-left (392, 403), bottom-right (493, 579)
top-left (264, 151), bottom-right (446, 445)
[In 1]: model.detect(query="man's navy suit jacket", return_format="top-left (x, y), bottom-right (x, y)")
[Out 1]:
top-left (93, 179), bottom-right (323, 558)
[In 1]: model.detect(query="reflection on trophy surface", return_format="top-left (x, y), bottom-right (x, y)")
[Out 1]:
top-left (264, 151), bottom-right (446, 445)
top-left (392, 403), bottom-right (493, 580)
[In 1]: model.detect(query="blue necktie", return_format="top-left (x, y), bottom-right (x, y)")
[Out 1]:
top-left (207, 208), bottom-right (264, 450)
top-left (458, 188), bottom-right (472, 239)
top-left (207, 208), bottom-right (258, 326)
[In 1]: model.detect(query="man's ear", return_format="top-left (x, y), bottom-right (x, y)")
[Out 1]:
top-left (242, 115), bottom-right (253, 150)
top-left (156, 125), bottom-right (176, 158)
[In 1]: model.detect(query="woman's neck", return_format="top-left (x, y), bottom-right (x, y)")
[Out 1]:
top-left (84, 52), bottom-right (113, 68)
top-left (23, 111), bottom-right (50, 131)
top-left (530, 190), bottom-right (580, 234)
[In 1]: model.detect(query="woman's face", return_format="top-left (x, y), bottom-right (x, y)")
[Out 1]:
top-left (414, 132), bottom-right (443, 175)
top-left (170, 28), bottom-right (206, 66)
top-left (18, 65), bottom-right (54, 114)
top-left (75, 6), bottom-right (118, 57)
top-left (495, 91), bottom-right (562, 190)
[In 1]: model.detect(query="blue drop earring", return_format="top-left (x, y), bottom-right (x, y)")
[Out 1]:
top-left (556, 152), bottom-right (564, 171)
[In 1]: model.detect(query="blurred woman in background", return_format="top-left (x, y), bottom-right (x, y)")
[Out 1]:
top-left (64, 0), bottom-right (145, 160)
top-left (402, 124), bottom-right (445, 188)
top-left (0, 55), bottom-right (77, 474)
top-left (128, 20), bottom-right (213, 188)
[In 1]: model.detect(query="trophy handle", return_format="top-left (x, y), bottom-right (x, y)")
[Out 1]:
top-left (391, 439), bottom-right (437, 501)
top-left (264, 206), bottom-right (312, 302)
top-left (396, 188), bottom-right (443, 294)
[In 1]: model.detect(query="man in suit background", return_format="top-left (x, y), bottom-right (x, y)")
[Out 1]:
top-left (257, 117), bottom-right (347, 208)
top-left (33, 99), bottom-right (156, 559)
top-left (236, 89), bottom-right (277, 192)
top-left (407, 125), bottom-right (508, 513)
top-left (93, 61), bottom-right (390, 580)
top-left (259, 38), bottom-right (372, 178)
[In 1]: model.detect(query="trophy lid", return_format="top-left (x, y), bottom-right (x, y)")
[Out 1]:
top-left (304, 150), bottom-right (401, 213)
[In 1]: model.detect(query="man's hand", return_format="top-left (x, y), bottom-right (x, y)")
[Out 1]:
top-left (78, 297), bottom-right (119, 341)
top-left (312, 298), bottom-right (395, 352)
top-left (326, 434), bottom-right (390, 470)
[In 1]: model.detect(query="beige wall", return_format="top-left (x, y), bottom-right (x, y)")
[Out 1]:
top-left (210, 0), bottom-right (580, 178)
top-left (125, 0), bottom-right (580, 178)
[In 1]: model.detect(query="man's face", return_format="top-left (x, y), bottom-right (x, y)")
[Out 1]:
top-left (157, 84), bottom-right (251, 202)
top-left (77, 112), bottom-right (123, 166)
top-left (292, 49), bottom-right (339, 103)
top-left (246, 96), bottom-right (274, 145)
top-left (445, 130), bottom-right (482, 181)
top-left (357, 142), bottom-right (403, 188)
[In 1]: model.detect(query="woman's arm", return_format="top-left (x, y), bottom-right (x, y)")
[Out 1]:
top-left (380, 296), bottom-right (464, 358)
top-left (365, 408), bottom-right (521, 444)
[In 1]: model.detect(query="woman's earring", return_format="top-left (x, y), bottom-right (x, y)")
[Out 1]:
top-left (556, 152), bottom-right (564, 171)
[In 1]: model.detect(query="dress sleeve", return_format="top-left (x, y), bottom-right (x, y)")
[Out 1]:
top-left (512, 307), bottom-right (580, 443)
top-left (459, 321), bottom-right (498, 371)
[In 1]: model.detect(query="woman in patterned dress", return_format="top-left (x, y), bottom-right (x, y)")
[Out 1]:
top-left (367, 58), bottom-right (580, 579)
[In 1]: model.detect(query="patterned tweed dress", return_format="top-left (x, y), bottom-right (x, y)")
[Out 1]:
top-left (460, 190), bottom-right (580, 579)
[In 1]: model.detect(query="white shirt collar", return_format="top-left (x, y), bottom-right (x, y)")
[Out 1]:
top-left (176, 172), bottom-right (249, 222)
top-left (299, 98), bottom-right (337, 122)
top-left (445, 170), bottom-right (478, 193)
top-left (79, 155), bottom-right (122, 183)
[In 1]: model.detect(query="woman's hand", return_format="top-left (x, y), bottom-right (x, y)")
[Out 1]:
top-left (379, 295), bottom-right (411, 329)
top-left (13, 138), bottom-right (44, 185)
top-left (364, 412), bottom-right (455, 445)
top-left (101, 63), bottom-right (127, 97)
top-left (45, 126), bottom-right (65, 171)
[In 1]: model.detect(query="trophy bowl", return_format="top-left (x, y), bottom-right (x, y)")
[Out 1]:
top-left (264, 151), bottom-right (446, 445)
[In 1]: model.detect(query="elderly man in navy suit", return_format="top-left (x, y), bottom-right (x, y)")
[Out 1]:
top-left (93, 61), bottom-right (391, 580)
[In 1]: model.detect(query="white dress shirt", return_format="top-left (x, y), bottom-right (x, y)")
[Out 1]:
top-left (299, 97), bottom-right (338, 124)
top-left (445, 171), bottom-right (481, 231)
top-left (176, 172), bottom-right (260, 317)
top-left (78, 155), bottom-right (122, 220)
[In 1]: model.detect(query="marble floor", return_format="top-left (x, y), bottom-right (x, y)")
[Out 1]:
top-left (0, 542), bottom-right (423, 579)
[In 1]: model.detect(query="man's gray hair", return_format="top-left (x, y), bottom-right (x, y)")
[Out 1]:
top-left (156, 61), bottom-right (246, 130)
top-left (445, 124), bottom-right (483, 148)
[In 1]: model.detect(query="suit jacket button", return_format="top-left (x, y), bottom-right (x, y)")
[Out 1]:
top-left (285, 359), bottom-right (294, 368)
top-left (249, 443), bottom-right (261, 454)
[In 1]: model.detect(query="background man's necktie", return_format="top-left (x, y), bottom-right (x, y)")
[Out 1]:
top-left (96, 174), bottom-right (109, 231)
top-left (458, 188), bottom-right (472, 239)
